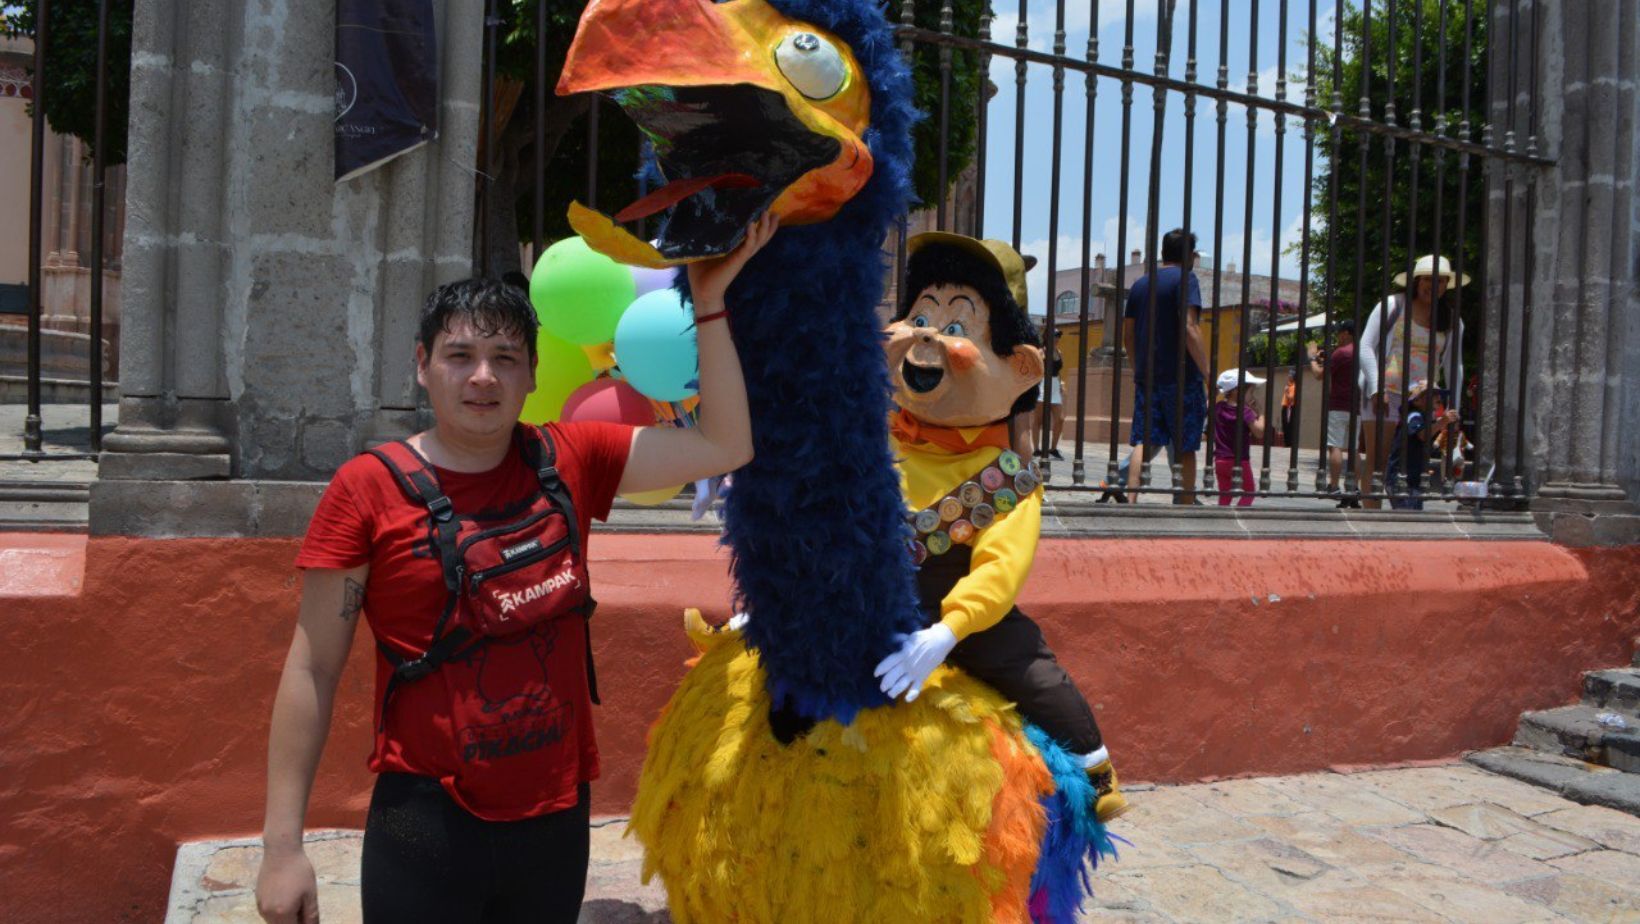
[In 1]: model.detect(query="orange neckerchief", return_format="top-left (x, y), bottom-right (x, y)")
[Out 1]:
top-left (890, 408), bottom-right (1012, 454)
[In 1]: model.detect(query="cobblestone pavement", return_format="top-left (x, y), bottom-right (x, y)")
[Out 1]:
top-left (167, 763), bottom-right (1640, 923)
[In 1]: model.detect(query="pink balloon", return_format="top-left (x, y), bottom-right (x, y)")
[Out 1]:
top-left (631, 265), bottom-right (679, 299)
top-left (560, 378), bottom-right (655, 427)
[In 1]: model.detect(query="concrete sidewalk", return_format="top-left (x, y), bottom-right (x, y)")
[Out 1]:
top-left (168, 762), bottom-right (1640, 923)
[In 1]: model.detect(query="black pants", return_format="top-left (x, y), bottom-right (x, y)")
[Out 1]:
top-left (946, 608), bottom-right (1105, 756)
top-left (361, 773), bottom-right (590, 924)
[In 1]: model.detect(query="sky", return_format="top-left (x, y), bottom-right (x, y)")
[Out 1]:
top-left (962, 0), bottom-right (1341, 307)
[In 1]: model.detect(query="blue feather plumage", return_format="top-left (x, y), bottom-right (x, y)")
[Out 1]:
top-left (1025, 725), bottom-right (1120, 923)
top-left (680, 0), bottom-right (924, 724)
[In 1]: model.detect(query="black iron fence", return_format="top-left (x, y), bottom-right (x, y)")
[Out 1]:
top-left (6, 0), bottom-right (114, 463)
top-left (893, 0), bottom-right (1549, 509)
top-left (9, 2), bottom-right (1546, 515)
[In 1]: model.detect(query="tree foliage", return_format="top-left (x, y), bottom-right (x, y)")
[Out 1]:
top-left (905, 0), bottom-right (986, 210)
top-left (3, 1), bottom-right (135, 165)
top-left (1307, 0), bottom-right (1487, 324)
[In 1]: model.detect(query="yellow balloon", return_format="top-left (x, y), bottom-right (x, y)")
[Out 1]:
top-left (582, 341), bottom-right (617, 373)
top-left (519, 331), bottom-right (596, 424)
top-left (621, 483), bottom-right (683, 505)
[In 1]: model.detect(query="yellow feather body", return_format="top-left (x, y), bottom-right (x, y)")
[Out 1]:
top-left (630, 636), bottom-right (1053, 923)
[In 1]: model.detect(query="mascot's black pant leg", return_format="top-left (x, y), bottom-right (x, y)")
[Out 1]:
top-left (947, 608), bottom-right (1104, 755)
top-left (361, 773), bottom-right (590, 924)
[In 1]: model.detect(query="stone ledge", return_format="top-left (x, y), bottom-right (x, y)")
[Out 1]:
top-left (80, 481), bottom-right (1554, 540)
top-left (90, 479), bottom-right (325, 537)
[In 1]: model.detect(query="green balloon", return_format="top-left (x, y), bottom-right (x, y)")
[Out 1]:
top-left (519, 331), bottom-right (596, 424)
top-left (529, 236), bottom-right (637, 345)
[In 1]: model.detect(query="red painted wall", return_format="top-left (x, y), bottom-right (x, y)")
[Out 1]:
top-left (1, 535), bottom-right (1637, 923)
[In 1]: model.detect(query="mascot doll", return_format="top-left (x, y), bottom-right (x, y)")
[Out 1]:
top-left (880, 232), bottom-right (1128, 825)
top-left (557, 1), bottom-right (1116, 920)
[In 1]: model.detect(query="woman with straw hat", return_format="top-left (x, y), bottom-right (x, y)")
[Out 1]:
top-left (1355, 254), bottom-right (1469, 509)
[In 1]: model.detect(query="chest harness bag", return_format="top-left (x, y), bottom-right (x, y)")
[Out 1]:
top-left (366, 427), bottom-right (600, 724)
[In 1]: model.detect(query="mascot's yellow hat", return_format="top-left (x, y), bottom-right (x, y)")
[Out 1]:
top-left (907, 232), bottom-right (1033, 311)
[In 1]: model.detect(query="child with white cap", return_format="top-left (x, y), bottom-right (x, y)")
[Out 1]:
top-left (1213, 368), bottom-right (1268, 506)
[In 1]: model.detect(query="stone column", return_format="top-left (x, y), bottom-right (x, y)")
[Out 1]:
top-left (93, 0), bottom-right (482, 536)
top-left (1499, 0), bottom-right (1640, 545)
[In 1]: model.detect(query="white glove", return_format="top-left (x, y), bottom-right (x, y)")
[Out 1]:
top-left (873, 623), bottom-right (959, 702)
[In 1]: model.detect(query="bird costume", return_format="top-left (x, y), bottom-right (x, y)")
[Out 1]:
top-left (558, 1), bottom-right (1114, 919)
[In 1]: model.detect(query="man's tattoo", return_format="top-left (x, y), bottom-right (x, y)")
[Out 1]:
top-left (340, 578), bottom-right (366, 621)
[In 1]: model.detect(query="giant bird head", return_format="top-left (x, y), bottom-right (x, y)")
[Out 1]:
top-left (559, 0), bottom-right (878, 267)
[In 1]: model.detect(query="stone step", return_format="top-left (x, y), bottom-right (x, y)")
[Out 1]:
top-left (1584, 668), bottom-right (1640, 718)
top-left (0, 481), bottom-right (91, 532)
top-left (1466, 746), bottom-right (1640, 816)
top-left (1514, 704), bottom-right (1640, 773)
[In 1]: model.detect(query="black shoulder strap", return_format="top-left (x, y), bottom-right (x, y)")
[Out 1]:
top-left (367, 441), bottom-right (463, 594)
top-left (519, 425), bottom-right (584, 558)
top-left (519, 425), bottom-right (601, 705)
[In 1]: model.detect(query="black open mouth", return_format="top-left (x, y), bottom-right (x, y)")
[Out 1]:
top-left (901, 359), bottom-right (945, 394)
top-left (611, 85), bottom-right (840, 260)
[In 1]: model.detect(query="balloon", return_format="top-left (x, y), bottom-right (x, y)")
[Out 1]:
top-left (615, 289), bottom-right (699, 401)
top-left (560, 378), bottom-right (656, 427)
top-left (529, 237), bottom-right (636, 345)
top-left (622, 483), bottom-right (684, 505)
top-left (582, 341), bottom-right (618, 373)
top-left (519, 330), bottom-right (596, 424)
top-left (631, 265), bottom-right (679, 299)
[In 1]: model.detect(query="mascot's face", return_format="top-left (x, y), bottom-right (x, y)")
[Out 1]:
top-left (886, 285), bottom-right (1045, 428)
top-left (559, 0), bottom-right (874, 267)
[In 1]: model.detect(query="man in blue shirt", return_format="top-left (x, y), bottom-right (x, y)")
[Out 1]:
top-left (1102, 229), bottom-right (1210, 504)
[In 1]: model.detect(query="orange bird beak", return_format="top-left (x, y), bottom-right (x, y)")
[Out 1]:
top-left (557, 0), bottom-right (874, 267)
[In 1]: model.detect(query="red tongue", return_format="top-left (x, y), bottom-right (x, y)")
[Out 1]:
top-left (613, 173), bottom-right (761, 223)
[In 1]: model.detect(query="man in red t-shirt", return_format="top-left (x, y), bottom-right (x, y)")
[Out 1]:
top-left (255, 215), bottom-right (778, 924)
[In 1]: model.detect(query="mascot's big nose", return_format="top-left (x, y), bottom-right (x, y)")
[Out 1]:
top-left (907, 337), bottom-right (946, 368)
top-left (559, 0), bottom-right (757, 96)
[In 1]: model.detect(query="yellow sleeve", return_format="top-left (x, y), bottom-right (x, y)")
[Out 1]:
top-left (939, 487), bottom-right (1042, 639)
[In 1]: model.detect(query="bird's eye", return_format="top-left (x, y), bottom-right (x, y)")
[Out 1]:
top-left (942, 322), bottom-right (966, 338)
top-left (775, 32), bottom-right (847, 100)
top-left (911, 315), bottom-right (930, 328)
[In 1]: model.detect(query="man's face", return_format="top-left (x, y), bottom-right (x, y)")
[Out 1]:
top-left (885, 283), bottom-right (1044, 427)
top-left (416, 318), bottom-right (536, 442)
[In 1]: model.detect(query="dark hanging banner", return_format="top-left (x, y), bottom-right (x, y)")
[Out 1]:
top-left (335, 0), bottom-right (439, 182)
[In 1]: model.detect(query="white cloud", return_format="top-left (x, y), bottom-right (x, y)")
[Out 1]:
top-left (1218, 207), bottom-right (1308, 281)
top-left (1016, 233), bottom-right (1085, 313)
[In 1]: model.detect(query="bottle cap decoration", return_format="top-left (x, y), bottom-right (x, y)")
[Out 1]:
top-left (914, 508), bottom-right (941, 534)
top-left (901, 450), bottom-right (1034, 564)
top-left (907, 538), bottom-right (929, 565)
top-left (1013, 468), bottom-right (1039, 496)
top-left (979, 466), bottom-right (1006, 492)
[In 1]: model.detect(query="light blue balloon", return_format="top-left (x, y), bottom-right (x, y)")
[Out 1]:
top-left (614, 289), bottom-right (699, 401)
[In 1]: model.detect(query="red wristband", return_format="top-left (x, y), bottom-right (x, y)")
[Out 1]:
top-left (694, 309), bottom-right (730, 326)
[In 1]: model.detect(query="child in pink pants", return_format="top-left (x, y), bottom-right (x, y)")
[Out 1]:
top-left (1213, 369), bottom-right (1268, 506)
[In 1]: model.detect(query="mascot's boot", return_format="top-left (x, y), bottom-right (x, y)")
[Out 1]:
top-left (1089, 759), bottom-right (1131, 823)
